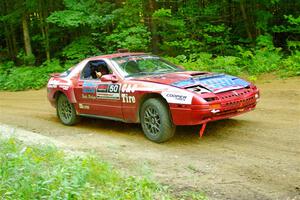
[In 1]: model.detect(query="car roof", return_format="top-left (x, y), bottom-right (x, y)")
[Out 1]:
top-left (87, 52), bottom-right (148, 60)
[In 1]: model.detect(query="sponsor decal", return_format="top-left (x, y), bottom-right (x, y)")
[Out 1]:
top-left (82, 81), bottom-right (97, 94)
top-left (121, 84), bottom-right (137, 104)
top-left (166, 93), bottom-right (187, 101)
top-left (48, 79), bottom-right (71, 90)
top-left (48, 79), bottom-right (60, 88)
top-left (59, 85), bottom-right (69, 90)
top-left (162, 91), bottom-right (193, 104)
top-left (48, 84), bottom-right (58, 88)
top-left (172, 74), bottom-right (249, 92)
top-left (83, 88), bottom-right (95, 93)
top-left (82, 94), bottom-right (96, 99)
top-left (122, 84), bottom-right (137, 93)
top-left (83, 82), bottom-right (97, 87)
top-left (79, 103), bottom-right (90, 109)
top-left (97, 84), bottom-right (109, 92)
top-left (96, 84), bottom-right (120, 100)
top-left (81, 82), bottom-right (121, 100)
top-left (121, 93), bottom-right (136, 103)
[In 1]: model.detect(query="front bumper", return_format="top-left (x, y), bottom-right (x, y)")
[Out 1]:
top-left (170, 89), bottom-right (259, 125)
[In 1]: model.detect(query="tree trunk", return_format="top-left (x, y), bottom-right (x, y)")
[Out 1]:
top-left (148, 0), bottom-right (159, 53)
top-left (10, 24), bottom-right (18, 58)
top-left (22, 14), bottom-right (33, 56)
top-left (239, 0), bottom-right (253, 39)
top-left (39, 0), bottom-right (51, 61)
top-left (4, 24), bottom-right (13, 59)
top-left (45, 25), bottom-right (50, 61)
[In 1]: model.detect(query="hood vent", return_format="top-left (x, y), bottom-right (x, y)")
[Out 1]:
top-left (186, 85), bottom-right (211, 94)
top-left (190, 72), bottom-right (210, 76)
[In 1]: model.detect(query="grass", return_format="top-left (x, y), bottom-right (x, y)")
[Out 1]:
top-left (0, 137), bottom-right (207, 200)
top-left (0, 137), bottom-right (171, 199)
top-left (0, 59), bottom-right (66, 91)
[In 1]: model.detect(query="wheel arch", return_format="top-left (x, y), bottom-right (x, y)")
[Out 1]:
top-left (136, 92), bottom-right (170, 122)
top-left (54, 90), bottom-right (63, 100)
top-left (53, 89), bottom-right (77, 106)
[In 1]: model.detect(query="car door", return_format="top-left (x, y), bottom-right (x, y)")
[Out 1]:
top-left (74, 60), bottom-right (123, 120)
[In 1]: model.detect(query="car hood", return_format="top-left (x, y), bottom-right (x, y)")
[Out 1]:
top-left (130, 71), bottom-right (250, 93)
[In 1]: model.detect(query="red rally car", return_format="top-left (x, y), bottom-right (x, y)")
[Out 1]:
top-left (47, 53), bottom-right (260, 143)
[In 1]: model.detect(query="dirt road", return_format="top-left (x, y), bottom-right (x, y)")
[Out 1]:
top-left (1, 77), bottom-right (300, 199)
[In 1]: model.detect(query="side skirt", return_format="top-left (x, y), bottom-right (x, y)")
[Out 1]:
top-left (79, 114), bottom-right (130, 123)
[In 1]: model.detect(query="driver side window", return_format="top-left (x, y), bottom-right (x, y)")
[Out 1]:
top-left (81, 60), bottom-right (111, 80)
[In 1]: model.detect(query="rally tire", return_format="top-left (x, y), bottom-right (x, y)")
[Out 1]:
top-left (140, 98), bottom-right (175, 143)
top-left (56, 94), bottom-right (78, 125)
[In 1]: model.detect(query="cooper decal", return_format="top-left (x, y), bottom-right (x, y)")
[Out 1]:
top-left (162, 92), bottom-right (193, 104)
top-left (166, 93), bottom-right (187, 101)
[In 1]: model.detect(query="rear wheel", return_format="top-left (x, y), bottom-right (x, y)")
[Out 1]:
top-left (56, 94), bottom-right (78, 125)
top-left (140, 98), bottom-right (175, 143)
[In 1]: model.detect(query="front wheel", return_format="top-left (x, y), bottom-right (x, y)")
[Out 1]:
top-left (56, 94), bottom-right (78, 125)
top-left (140, 98), bottom-right (175, 143)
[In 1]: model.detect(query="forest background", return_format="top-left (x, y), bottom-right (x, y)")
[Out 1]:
top-left (0, 0), bottom-right (299, 90)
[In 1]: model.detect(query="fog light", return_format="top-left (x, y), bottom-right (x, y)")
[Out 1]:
top-left (210, 104), bottom-right (221, 109)
top-left (255, 93), bottom-right (260, 102)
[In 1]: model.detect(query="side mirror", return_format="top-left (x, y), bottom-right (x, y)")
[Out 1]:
top-left (100, 74), bottom-right (118, 82)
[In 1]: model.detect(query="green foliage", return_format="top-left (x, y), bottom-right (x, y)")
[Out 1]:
top-left (0, 59), bottom-right (65, 91)
top-left (201, 23), bottom-right (232, 54)
top-left (47, 10), bottom-right (89, 27)
top-left (106, 25), bottom-right (151, 52)
top-left (164, 42), bottom-right (300, 77)
top-left (47, 0), bottom-right (109, 29)
top-left (244, 49), bottom-right (282, 74)
top-left (256, 34), bottom-right (275, 49)
top-left (0, 137), bottom-right (172, 199)
top-left (111, 0), bottom-right (143, 28)
top-left (17, 50), bottom-right (36, 66)
top-left (165, 53), bottom-right (241, 75)
top-left (255, 10), bottom-right (273, 33)
top-left (279, 51), bottom-right (300, 76)
top-left (153, 8), bottom-right (187, 54)
top-left (273, 15), bottom-right (300, 33)
top-left (104, 0), bottom-right (150, 52)
top-left (62, 37), bottom-right (101, 64)
top-left (236, 36), bottom-right (283, 74)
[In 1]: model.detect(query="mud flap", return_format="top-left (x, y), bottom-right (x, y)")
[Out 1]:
top-left (199, 123), bottom-right (207, 137)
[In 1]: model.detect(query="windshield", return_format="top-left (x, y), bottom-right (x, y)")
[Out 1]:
top-left (112, 55), bottom-right (183, 77)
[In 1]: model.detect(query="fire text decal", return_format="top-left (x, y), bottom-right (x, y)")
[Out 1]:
top-left (121, 84), bottom-right (137, 103)
top-left (121, 93), bottom-right (136, 103)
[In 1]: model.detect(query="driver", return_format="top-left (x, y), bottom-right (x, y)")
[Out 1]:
top-left (95, 65), bottom-right (109, 79)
